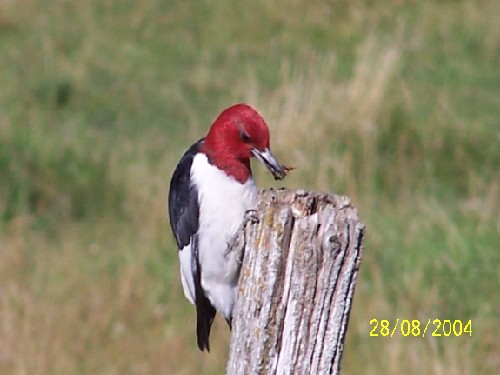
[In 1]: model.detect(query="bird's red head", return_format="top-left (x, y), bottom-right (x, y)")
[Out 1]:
top-left (202, 103), bottom-right (286, 183)
top-left (204, 103), bottom-right (270, 159)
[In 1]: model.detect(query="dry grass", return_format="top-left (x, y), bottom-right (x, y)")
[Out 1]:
top-left (243, 37), bottom-right (402, 202)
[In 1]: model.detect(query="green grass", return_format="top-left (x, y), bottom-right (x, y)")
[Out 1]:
top-left (1, 0), bottom-right (499, 374)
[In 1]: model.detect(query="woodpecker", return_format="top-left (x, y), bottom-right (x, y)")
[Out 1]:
top-left (168, 103), bottom-right (287, 351)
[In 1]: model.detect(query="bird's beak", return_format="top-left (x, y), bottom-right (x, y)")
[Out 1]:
top-left (251, 147), bottom-right (286, 180)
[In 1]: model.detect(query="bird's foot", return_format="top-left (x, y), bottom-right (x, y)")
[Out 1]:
top-left (224, 209), bottom-right (259, 262)
top-left (243, 209), bottom-right (259, 225)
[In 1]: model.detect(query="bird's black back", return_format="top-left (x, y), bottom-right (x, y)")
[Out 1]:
top-left (168, 139), bottom-right (202, 249)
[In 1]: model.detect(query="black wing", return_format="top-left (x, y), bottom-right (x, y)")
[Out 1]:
top-left (167, 138), bottom-right (217, 352)
top-left (168, 139), bottom-right (202, 249)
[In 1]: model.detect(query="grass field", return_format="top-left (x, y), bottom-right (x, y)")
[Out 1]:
top-left (1, 0), bottom-right (499, 374)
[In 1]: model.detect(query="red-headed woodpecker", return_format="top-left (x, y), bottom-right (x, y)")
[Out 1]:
top-left (168, 103), bottom-right (287, 351)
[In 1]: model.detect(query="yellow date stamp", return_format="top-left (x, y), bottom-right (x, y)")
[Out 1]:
top-left (369, 319), bottom-right (472, 337)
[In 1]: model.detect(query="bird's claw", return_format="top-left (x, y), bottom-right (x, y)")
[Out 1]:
top-left (224, 210), bottom-right (259, 260)
top-left (243, 209), bottom-right (259, 225)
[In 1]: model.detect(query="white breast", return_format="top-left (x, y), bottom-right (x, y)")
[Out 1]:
top-left (191, 153), bottom-right (257, 318)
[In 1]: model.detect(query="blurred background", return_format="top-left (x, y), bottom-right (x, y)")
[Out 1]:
top-left (0, 0), bottom-right (498, 374)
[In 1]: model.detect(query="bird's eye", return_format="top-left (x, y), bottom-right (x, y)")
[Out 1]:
top-left (240, 130), bottom-right (251, 142)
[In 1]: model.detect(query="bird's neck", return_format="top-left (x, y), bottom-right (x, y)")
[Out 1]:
top-left (201, 146), bottom-right (251, 184)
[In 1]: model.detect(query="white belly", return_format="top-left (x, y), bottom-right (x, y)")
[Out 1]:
top-left (191, 153), bottom-right (257, 318)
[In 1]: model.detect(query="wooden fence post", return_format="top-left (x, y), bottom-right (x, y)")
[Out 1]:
top-left (226, 188), bottom-right (365, 375)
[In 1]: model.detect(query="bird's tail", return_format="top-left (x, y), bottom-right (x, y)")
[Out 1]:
top-left (192, 234), bottom-right (217, 352)
top-left (196, 295), bottom-right (217, 352)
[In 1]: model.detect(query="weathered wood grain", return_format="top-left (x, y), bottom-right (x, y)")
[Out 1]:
top-left (226, 188), bottom-right (364, 375)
